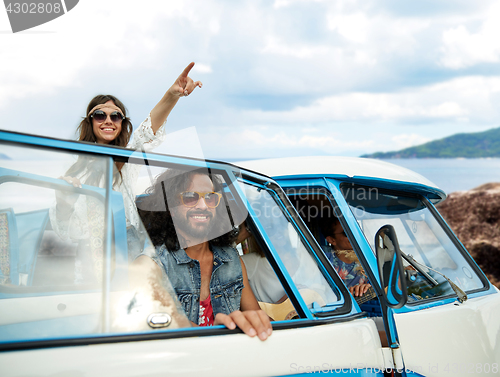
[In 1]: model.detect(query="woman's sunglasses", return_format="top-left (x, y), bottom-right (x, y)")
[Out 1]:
top-left (179, 191), bottom-right (222, 208)
top-left (90, 110), bottom-right (125, 123)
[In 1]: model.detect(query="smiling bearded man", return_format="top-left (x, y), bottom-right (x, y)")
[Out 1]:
top-left (134, 168), bottom-right (272, 340)
top-left (170, 174), bottom-right (218, 243)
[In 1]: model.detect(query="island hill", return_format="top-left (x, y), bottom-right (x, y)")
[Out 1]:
top-left (361, 126), bottom-right (500, 158)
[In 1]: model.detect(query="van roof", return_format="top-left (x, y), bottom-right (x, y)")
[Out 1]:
top-left (237, 156), bottom-right (445, 199)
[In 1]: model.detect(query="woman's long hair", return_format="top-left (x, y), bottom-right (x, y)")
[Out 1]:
top-left (137, 168), bottom-right (238, 251)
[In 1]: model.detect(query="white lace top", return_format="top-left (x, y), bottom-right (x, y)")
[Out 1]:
top-left (49, 115), bottom-right (167, 240)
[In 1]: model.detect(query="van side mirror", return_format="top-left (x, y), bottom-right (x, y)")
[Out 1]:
top-left (375, 225), bottom-right (407, 309)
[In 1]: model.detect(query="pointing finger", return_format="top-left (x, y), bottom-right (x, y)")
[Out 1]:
top-left (180, 62), bottom-right (195, 77)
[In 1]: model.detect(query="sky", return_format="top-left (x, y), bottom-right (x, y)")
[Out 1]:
top-left (1, 0), bottom-right (500, 160)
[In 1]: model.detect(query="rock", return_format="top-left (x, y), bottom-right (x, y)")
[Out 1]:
top-left (436, 182), bottom-right (500, 289)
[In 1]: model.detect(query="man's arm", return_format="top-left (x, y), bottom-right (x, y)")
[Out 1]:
top-left (133, 255), bottom-right (272, 339)
top-left (213, 259), bottom-right (272, 341)
top-left (240, 258), bottom-right (261, 311)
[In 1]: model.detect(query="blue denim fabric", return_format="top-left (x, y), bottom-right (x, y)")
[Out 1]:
top-left (154, 244), bottom-right (243, 324)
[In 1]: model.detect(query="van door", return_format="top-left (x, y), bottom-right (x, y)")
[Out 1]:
top-left (336, 182), bottom-right (500, 377)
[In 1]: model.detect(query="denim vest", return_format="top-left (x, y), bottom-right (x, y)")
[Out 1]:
top-left (154, 244), bottom-right (243, 324)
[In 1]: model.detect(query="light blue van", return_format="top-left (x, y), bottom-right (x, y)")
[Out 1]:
top-left (1, 130), bottom-right (498, 377)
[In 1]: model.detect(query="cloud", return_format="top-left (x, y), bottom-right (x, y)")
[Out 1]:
top-left (193, 64), bottom-right (213, 74)
top-left (240, 75), bottom-right (500, 126)
top-left (261, 36), bottom-right (330, 59)
top-left (439, 2), bottom-right (500, 69)
top-left (0, 0), bottom-right (220, 107)
top-left (391, 134), bottom-right (431, 150)
top-left (1, 0), bottom-right (500, 160)
top-left (327, 12), bottom-right (370, 44)
top-left (198, 125), bottom-right (376, 159)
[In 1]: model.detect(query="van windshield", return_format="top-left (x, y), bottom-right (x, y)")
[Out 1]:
top-left (340, 183), bottom-right (485, 302)
top-left (0, 142), bottom-right (194, 345)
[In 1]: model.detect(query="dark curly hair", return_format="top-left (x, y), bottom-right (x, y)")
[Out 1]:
top-left (319, 215), bottom-right (339, 239)
top-left (137, 168), bottom-right (238, 251)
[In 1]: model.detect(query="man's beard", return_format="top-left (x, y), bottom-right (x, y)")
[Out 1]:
top-left (172, 208), bottom-right (216, 245)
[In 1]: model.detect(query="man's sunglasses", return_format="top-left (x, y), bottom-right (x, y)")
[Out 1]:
top-left (179, 191), bottom-right (222, 208)
top-left (90, 110), bottom-right (125, 123)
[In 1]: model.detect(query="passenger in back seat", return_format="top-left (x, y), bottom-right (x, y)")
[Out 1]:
top-left (239, 222), bottom-right (330, 314)
top-left (239, 225), bottom-right (288, 304)
top-left (319, 216), bottom-right (372, 297)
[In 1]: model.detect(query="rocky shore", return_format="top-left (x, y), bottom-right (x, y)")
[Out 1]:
top-left (436, 183), bottom-right (500, 289)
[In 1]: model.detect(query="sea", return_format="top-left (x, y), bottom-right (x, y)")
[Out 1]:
top-left (377, 158), bottom-right (500, 194)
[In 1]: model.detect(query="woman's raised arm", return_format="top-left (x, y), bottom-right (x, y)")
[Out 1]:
top-left (150, 62), bottom-right (202, 134)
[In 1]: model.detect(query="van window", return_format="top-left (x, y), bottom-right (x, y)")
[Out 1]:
top-left (0, 143), bottom-right (191, 344)
top-left (242, 182), bottom-right (339, 311)
top-left (340, 183), bottom-right (485, 301)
